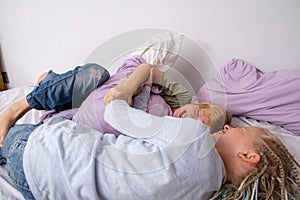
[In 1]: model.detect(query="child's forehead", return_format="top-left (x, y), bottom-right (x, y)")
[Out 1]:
top-left (199, 107), bottom-right (212, 118)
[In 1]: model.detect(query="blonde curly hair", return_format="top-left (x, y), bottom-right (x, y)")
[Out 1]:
top-left (192, 101), bottom-right (232, 133)
top-left (211, 128), bottom-right (300, 200)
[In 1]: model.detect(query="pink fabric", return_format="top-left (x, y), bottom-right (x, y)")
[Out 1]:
top-left (197, 58), bottom-right (300, 135)
top-left (72, 55), bottom-right (171, 136)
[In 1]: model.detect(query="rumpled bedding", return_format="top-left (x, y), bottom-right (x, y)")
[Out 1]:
top-left (197, 58), bottom-right (300, 135)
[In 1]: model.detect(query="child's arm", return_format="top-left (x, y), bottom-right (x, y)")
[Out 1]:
top-left (104, 63), bottom-right (155, 105)
top-left (122, 63), bottom-right (153, 96)
top-left (125, 64), bottom-right (192, 107)
top-left (104, 63), bottom-right (192, 110)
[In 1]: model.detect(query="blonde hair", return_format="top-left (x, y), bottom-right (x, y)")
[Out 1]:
top-left (192, 101), bottom-right (232, 133)
top-left (211, 128), bottom-right (300, 200)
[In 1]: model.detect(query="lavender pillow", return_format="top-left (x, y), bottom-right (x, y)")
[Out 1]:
top-left (197, 58), bottom-right (300, 135)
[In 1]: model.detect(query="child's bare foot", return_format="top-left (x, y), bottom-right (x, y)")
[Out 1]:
top-left (0, 98), bottom-right (32, 147)
top-left (35, 72), bottom-right (48, 85)
top-left (104, 78), bottom-right (133, 106)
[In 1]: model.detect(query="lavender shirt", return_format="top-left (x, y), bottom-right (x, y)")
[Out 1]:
top-left (72, 55), bottom-right (172, 136)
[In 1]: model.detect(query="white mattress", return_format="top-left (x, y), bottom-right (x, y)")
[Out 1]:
top-left (0, 86), bottom-right (299, 200)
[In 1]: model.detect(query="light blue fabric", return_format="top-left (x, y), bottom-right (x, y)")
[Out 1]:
top-left (0, 124), bottom-right (39, 200)
top-left (24, 100), bottom-right (224, 200)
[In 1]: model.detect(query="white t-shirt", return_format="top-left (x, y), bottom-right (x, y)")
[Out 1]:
top-left (23, 100), bottom-right (224, 200)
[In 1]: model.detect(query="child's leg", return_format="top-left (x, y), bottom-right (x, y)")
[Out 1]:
top-left (0, 71), bottom-right (52, 147)
top-left (35, 71), bottom-right (49, 85)
top-left (0, 98), bottom-right (31, 147)
top-left (0, 63), bottom-right (109, 147)
top-left (27, 63), bottom-right (110, 111)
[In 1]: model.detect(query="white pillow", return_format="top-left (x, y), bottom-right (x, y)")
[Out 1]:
top-left (131, 32), bottom-right (184, 71)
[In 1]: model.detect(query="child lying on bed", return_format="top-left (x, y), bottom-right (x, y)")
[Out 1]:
top-left (0, 55), bottom-right (231, 147)
top-left (71, 55), bottom-right (230, 136)
top-left (0, 71), bottom-right (298, 199)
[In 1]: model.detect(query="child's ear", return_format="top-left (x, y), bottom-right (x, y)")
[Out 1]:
top-left (238, 151), bottom-right (261, 164)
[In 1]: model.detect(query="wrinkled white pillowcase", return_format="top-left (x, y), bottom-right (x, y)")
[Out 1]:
top-left (131, 32), bottom-right (184, 71)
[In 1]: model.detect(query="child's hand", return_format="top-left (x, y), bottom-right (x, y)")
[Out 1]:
top-left (132, 68), bottom-right (154, 96)
top-left (131, 68), bottom-right (154, 96)
top-left (144, 68), bottom-right (154, 88)
top-left (104, 68), bottom-right (153, 105)
top-left (104, 78), bottom-right (133, 105)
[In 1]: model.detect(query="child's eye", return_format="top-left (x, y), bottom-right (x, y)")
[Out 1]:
top-left (196, 110), bottom-right (200, 117)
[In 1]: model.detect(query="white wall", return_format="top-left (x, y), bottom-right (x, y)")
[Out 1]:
top-left (0, 0), bottom-right (300, 88)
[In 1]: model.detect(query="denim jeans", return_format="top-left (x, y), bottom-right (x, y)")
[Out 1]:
top-left (26, 63), bottom-right (110, 112)
top-left (0, 124), bottom-right (41, 200)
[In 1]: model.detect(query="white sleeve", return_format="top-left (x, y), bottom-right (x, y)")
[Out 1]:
top-left (104, 100), bottom-right (165, 139)
top-left (104, 100), bottom-right (209, 147)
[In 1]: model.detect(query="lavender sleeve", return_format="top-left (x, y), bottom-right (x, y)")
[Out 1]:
top-left (132, 86), bottom-right (151, 112)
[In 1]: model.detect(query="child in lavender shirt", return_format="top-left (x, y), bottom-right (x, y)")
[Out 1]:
top-left (0, 55), bottom-right (230, 146)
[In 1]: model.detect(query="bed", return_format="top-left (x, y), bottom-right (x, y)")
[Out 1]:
top-left (1, 30), bottom-right (300, 199)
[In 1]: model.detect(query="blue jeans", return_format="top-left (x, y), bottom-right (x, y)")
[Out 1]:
top-left (27, 63), bottom-right (110, 112)
top-left (0, 124), bottom-right (41, 200)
